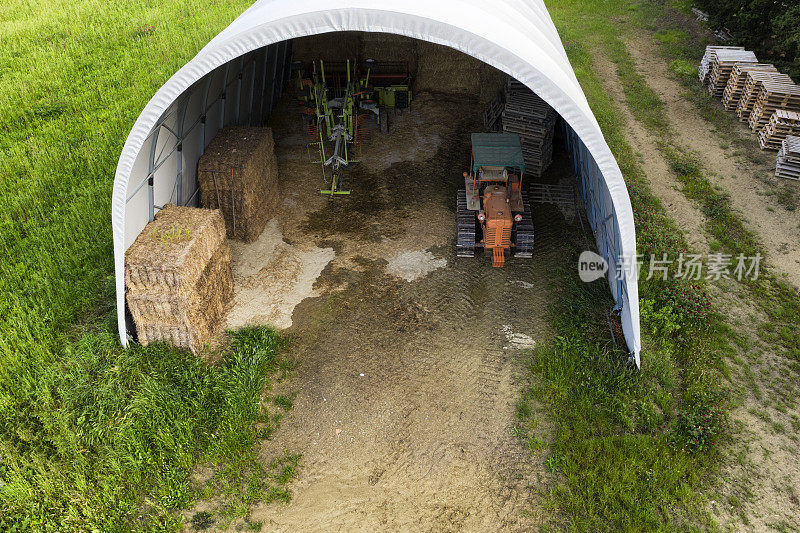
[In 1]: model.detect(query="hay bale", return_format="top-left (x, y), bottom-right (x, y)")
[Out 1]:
top-left (415, 41), bottom-right (490, 96)
top-left (136, 322), bottom-right (222, 358)
top-left (291, 32), bottom-right (361, 63)
top-left (125, 204), bottom-right (226, 293)
top-left (125, 205), bottom-right (233, 357)
top-left (479, 65), bottom-right (507, 104)
top-left (362, 33), bottom-right (418, 70)
top-left (127, 245), bottom-right (232, 328)
top-left (197, 126), bottom-right (279, 243)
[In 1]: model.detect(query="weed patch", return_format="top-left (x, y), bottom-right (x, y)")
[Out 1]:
top-left (0, 312), bottom-right (296, 531)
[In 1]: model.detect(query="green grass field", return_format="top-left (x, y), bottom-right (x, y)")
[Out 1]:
top-left (0, 0), bottom-right (784, 530)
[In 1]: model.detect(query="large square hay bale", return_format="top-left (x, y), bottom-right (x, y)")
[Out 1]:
top-left (415, 41), bottom-right (490, 96)
top-left (362, 33), bottom-right (418, 70)
top-left (126, 245), bottom-right (233, 330)
top-left (125, 205), bottom-right (233, 357)
top-left (125, 204), bottom-right (226, 293)
top-left (198, 126), bottom-right (279, 243)
top-left (291, 32), bottom-right (361, 63)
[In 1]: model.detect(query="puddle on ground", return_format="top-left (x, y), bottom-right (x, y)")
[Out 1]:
top-left (385, 250), bottom-right (447, 282)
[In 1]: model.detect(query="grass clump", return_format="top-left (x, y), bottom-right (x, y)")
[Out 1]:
top-left (0, 312), bottom-right (296, 531)
top-left (522, 265), bottom-right (726, 529)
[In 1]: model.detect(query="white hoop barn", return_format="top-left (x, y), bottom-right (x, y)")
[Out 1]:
top-left (112, 0), bottom-right (642, 365)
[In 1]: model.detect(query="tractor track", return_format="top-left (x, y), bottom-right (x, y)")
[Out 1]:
top-left (185, 92), bottom-right (576, 531)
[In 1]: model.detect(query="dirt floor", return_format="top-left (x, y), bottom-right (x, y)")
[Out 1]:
top-left (592, 27), bottom-right (800, 532)
top-left (185, 92), bottom-right (588, 531)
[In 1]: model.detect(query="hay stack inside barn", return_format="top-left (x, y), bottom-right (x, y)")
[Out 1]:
top-left (125, 205), bottom-right (233, 358)
top-left (197, 126), bottom-right (279, 243)
top-left (291, 32), bottom-right (505, 104)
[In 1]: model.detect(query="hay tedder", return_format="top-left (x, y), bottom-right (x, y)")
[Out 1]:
top-left (457, 133), bottom-right (534, 267)
top-left (293, 59), bottom-right (412, 198)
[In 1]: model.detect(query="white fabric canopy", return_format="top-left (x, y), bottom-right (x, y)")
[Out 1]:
top-left (112, 0), bottom-right (642, 365)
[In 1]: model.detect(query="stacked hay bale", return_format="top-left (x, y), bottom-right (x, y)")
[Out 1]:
top-left (290, 32), bottom-right (361, 63)
top-left (198, 126), bottom-right (278, 243)
top-left (125, 205), bottom-right (233, 357)
top-left (501, 78), bottom-right (557, 177)
top-left (361, 33), bottom-right (418, 73)
top-left (415, 41), bottom-right (483, 96)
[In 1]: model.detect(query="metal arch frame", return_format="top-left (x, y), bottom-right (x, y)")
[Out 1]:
top-left (268, 43), bottom-right (280, 115)
top-left (258, 44), bottom-right (271, 124)
top-left (220, 62), bottom-right (231, 130)
top-left (127, 44), bottom-right (286, 215)
top-left (247, 51), bottom-right (258, 126)
top-left (175, 97), bottom-right (191, 205)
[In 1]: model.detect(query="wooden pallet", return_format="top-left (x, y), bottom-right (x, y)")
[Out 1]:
top-left (776, 136), bottom-right (800, 180)
top-left (747, 81), bottom-right (800, 132)
top-left (722, 63), bottom-right (777, 110)
top-left (758, 110), bottom-right (800, 150)
top-left (736, 71), bottom-right (794, 121)
top-left (699, 46), bottom-right (744, 84)
top-left (707, 49), bottom-right (758, 97)
top-left (483, 92), bottom-right (504, 132)
top-left (500, 78), bottom-right (557, 178)
top-left (506, 78), bottom-right (531, 96)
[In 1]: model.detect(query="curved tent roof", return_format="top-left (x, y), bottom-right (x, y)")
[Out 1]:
top-left (112, 0), bottom-right (642, 365)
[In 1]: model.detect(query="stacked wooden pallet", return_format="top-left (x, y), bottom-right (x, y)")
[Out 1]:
top-left (125, 205), bottom-right (233, 358)
top-left (758, 110), bottom-right (800, 150)
top-left (502, 78), bottom-right (557, 177)
top-left (736, 70), bottom-right (794, 121)
top-left (483, 91), bottom-right (504, 132)
top-left (722, 63), bottom-right (778, 110)
top-left (707, 49), bottom-right (758, 97)
top-left (775, 136), bottom-right (800, 180)
top-left (699, 46), bottom-right (743, 84)
top-left (747, 81), bottom-right (800, 132)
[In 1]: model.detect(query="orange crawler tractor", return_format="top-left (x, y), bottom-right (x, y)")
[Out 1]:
top-left (457, 133), bottom-right (534, 267)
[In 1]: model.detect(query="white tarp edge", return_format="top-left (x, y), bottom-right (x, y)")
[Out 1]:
top-left (112, 0), bottom-right (641, 365)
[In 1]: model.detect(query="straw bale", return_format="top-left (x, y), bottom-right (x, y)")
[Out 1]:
top-left (291, 32), bottom-right (361, 63)
top-left (127, 244), bottom-right (233, 328)
top-left (136, 321), bottom-right (223, 357)
top-left (415, 41), bottom-right (496, 96)
top-left (198, 126), bottom-right (279, 242)
top-left (198, 127), bottom-right (276, 192)
top-left (362, 33), bottom-right (417, 68)
top-left (204, 189), bottom-right (274, 243)
top-left (479, 65), bottom-right (507, 104)
top-left (125, 205), bottom-right (226, 293)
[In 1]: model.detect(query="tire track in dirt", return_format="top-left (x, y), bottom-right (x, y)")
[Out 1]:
top-left (183, 93), bottom-right (561, 531)
top-left (625, 35), bottom-right (800, 288)
top-left (591, 46), bottom-right (710, 252)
